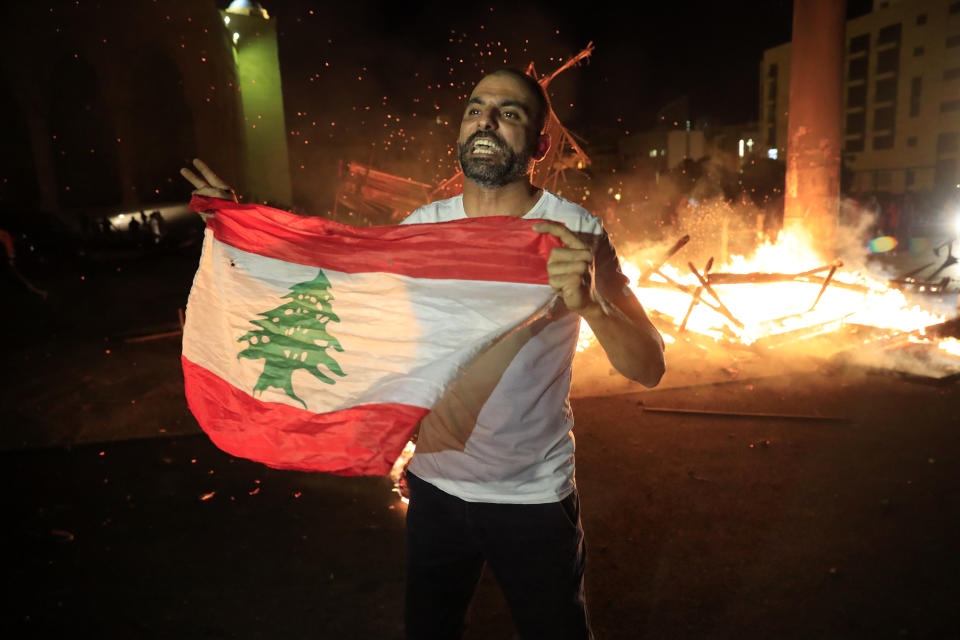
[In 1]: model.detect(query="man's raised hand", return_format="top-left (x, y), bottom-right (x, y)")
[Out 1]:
top-left (180, 158), bottom-right (237, 203)
top-left (532, 221), bottom-right (595, 313)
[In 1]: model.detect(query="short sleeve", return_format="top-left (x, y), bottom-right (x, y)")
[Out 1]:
top-left (592, 229), bottom-right (630, 301)
top-left (400, 208), bottom-right (424, 225)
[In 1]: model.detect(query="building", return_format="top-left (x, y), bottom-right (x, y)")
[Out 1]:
top-left (617, 122), bottom-right (761, 178)
top-left (619, 129), bottom-right (706, 173)
top-left (0, 0), bottom-right (292, 223)
top-left (759, 42), bottom-right (791, 163)
top-left (761, 0), bottom-right (960, 196)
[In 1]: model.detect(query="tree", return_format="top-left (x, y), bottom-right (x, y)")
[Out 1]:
top-left (237, 269), bottom-right (346, 408)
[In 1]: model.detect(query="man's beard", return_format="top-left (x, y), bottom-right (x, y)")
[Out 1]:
top-left (457, 132), bottom-right (534, 188)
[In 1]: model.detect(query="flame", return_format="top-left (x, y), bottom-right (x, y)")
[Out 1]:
top-left (939, 338), bottom-right (960, 357)
top-left (578, 227), bottom-right (951, 351)
top-left (389, 440), bottom-right (417, 504)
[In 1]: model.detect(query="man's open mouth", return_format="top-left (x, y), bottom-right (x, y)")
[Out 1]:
top-left (470, 137), bottom-right (502, 155)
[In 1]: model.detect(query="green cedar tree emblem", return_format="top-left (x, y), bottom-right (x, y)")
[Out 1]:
top-left (237, 268), bottom-right (346, 408)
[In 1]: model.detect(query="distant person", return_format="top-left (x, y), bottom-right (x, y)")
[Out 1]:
top-left (900, 193), bottom-right (917, 245)
top-left (149, 210), bottom-right (166, 243)
top-left (128, 215), bottom-right (141, 242)
top-left (864, 194), bottom-right (881, 236)
top-left (882, 200), bottom-right (900, 241)
top-left (101, 217), bottom-right (115, 235)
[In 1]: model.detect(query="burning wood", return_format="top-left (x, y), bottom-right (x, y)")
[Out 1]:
top-left (750, 314), bottom-right (852, 349)
top-left (809, 263), bottom-right (839, 311)
top-left (578, 223), bottom-right (953, 356)
top-left (688, 261), bottom-right (744, 329)
top-left (638, 234), bottom-right (690, 283)
top-left (642, 274), bottom-right (739, 339)
top-left (706, 261), bottom-right (840, 285)
top-left (925, 316), bottom-right (960, 340)
top-left (889, 276), bottom-right (951, 294)
top-left (891, 239), bottom-right (956, 294)
top-left (525, 44), bottom-right (594, 193)
top-left (679, 257), bottom-right (712, 332)
top-left (335, 162), bottom-right (434, 222)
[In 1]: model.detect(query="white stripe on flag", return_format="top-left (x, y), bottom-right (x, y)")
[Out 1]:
top-left (183, 229), bottom-right (555, 414)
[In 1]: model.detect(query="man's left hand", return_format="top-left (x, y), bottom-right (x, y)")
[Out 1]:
top-left (532, 222), bottom-right (595, 313)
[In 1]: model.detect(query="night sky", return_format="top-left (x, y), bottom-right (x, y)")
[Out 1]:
top-left (266, 0), bottom-right (874, 128)
top-left (0, 0), bottom-right (875, 208)
top-left (255, 0), bottom-right (873, 190)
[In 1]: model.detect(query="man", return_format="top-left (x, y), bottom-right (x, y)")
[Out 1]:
top-left (182, 68), bottom-right (664, 639)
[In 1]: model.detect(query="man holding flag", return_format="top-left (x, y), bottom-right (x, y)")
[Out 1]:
top-left (182, 68), bottom-right (664, 639)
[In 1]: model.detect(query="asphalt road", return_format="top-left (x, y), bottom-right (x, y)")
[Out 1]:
top-left (4, 367), bottom-right (959, 639)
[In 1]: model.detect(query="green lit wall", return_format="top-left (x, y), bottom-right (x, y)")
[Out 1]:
top-left (222, 9), bottom-right (292, 206)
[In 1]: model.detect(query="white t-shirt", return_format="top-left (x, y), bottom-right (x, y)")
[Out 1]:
top-left (400, 190), bottom-right (627, 503)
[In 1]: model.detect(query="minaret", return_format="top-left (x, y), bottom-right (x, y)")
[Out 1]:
top-left (221, 1), bottom-right (292, 205)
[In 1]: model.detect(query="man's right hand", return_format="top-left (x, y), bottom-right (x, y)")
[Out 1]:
top-left (180, 158), bottom-right (238, 203)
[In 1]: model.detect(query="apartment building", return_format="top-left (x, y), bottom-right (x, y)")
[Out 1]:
top-left (761, 0), bottom-right (960, 196)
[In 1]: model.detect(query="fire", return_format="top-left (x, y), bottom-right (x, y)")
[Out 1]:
top-left (578, 227), bottom-right (951, 352)
top-left (938, 338), bottom-right (960, 358)
top-left (389, 440), bottom-right (417, 504)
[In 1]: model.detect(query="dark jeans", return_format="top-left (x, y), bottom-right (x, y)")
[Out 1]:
top-left (405, 472), bottom-right (593, 639)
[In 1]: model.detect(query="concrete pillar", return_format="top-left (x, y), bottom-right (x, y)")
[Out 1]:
top-left (784, 0), bottom-right (846, 258)
top-left (222, 8), bottom-right (292, 206)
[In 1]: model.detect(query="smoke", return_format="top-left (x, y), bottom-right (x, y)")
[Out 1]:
top-left (602, 160), bottom-right (885, 277)
top-left (835, 197), bottom-right (879, 274)
top-left (600, 158), bottom-right (772, 270)
top-left (830, 338), bottom-right (959, 381)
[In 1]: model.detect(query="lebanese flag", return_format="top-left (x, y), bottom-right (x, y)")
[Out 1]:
top-left (182, 196), bottom-right (562, 476)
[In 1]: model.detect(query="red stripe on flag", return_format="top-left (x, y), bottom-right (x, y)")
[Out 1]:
top-left (190, 195), bottom-right (562, 283)
top-left (183, 356), bottom-right (426, 476)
